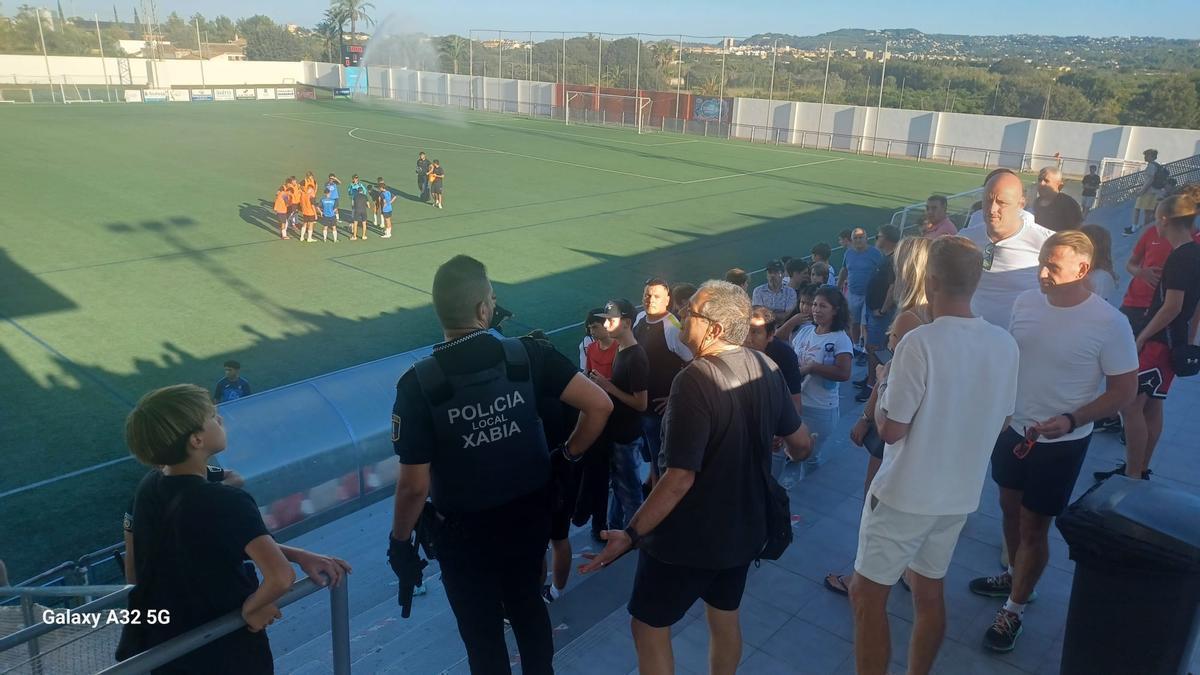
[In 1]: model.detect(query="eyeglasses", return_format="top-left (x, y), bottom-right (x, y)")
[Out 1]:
top-left (1012, 427), bottom-right (1037, 459)
top-left (982, 242), bottom-right (996, 271)
top-left (679, 306), bottom-right (718, 324)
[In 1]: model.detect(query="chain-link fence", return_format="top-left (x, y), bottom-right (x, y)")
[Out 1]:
top-left (0, 586), bottom-right (130, 675)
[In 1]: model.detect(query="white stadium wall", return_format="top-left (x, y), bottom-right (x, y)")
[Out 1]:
top-left (4, 54), bottom-right (1197, 170)
top-left (0, 54), bottom-right (329, 87)
top-left (729, 94), bottom-right (1200, 173)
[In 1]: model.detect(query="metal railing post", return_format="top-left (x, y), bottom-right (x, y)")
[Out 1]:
top-left (21, 595), bottom-right (44, 675)
top-left (330, 576), bottom-right (351, 675)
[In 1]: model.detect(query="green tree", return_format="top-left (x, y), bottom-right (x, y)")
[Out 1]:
top-left (209, 15), bottom-right (235, 42)
top-left (1121, 75), bottom-right (1200, 129)
top-left (438, 35), bottom-right (466, 74)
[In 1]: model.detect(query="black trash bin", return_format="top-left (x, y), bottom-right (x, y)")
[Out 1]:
top-left (1056, 475), bottom-right (1200, 675)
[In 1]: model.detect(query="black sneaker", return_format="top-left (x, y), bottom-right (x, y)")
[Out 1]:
top-left (1094, 463), bottom-right (1127, 481)
top-left (969, 572), bottom-right (1012, 598)
top-left (541, 584), bottom-right (555, 604)
top-left (854, 386), bottom-right (873, 403)
top-left (853, 377), bottom-right (869, 389)
top-left (983, 609), bottom-right (1023, 652)
top-left (1095, 417), bottom-right (1122, 433)
top-left (1122, 226), bottom-right (1138, 237)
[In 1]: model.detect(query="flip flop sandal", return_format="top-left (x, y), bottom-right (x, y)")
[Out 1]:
top-left (823, 573), bottom-right (851, 596)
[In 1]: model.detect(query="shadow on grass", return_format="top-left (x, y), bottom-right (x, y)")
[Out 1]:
top-left (1, 199), bottom-right (894, 582)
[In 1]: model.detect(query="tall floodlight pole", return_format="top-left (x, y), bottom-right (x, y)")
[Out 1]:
top-left (718, 37), bottom-right (727, 137)
top-left (498, 30), bottom-right (503, 80)
top-left (674, 34), bottom-right (683, 120)
top-left (37, 10), bottom-right (53, 98)
top-left (634, 33), bottom-right (641, 93)
top-left (469, 30), bottom-right (473, 77)
top-left (196, 17), bottom-right (206, 87)
top-left (766, 38), bottom-right (778, 132)
top-left (597, 33), bottom-right (602, 92)
top-left (816, 41), bottom-right (831, 146)
top-left (528, 31), bottom-right (533, 81)
top-left (872, 40), bottom-right (887, 152)
top-left (561, 32), bottom-right (566, 85)
top-left (95, 13), bottom-right (112, 101)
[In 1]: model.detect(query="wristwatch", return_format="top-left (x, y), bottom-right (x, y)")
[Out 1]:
top-left (558, 443), bottom-right (583, 463)
top-left (624, 526), bottom-right (643, 548)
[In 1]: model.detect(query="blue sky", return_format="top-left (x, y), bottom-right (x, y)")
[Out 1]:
top-left (56, 0), bottom-right (1200, 39)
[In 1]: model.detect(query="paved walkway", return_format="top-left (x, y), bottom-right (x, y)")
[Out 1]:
top-left (269, 202), bottom-right (1200, 673)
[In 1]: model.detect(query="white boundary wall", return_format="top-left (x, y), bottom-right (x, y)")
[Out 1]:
top-left (730, 96), bottom-right (1200, 172)
top-left (0, 54), bottom-right (342, 88)
top-left (5, 55), bottom-right (1196, 170)
top-left (364, 66), bottom-right (555, 115)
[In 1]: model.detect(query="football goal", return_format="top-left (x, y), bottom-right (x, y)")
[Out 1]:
top-left (564, 91), bottom-right (653, 134)
top-left (1099, 157), bottom-right (1146, 184)
top-left (0, 88), bottom-right (34, 104)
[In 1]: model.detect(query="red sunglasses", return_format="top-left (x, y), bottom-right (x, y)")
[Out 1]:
top-left (1013, 427), bottom-right (1037, 459)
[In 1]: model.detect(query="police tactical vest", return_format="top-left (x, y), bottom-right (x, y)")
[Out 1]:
top-left (413, 338), bottom-right (550, 514)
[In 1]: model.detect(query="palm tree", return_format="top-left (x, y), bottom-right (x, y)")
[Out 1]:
top-left (329, 0), bottom-right (374, 38)
top-left (438, 35), bottom-right (466, 74)
top-left (318, 8), bottom-right (347, 62)
top-left (699, 75), bottom-right (722, 96)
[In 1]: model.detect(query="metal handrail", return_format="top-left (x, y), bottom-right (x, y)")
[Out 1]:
top-left (0, 585), bottom-right (132, 654)
top-left (95, 575), bottom-right (350, 675)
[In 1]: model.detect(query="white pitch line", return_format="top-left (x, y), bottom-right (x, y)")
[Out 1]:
top-left (473, 119), bottom-right (696, 149)
top-left (270, 112), bottom-right (682, 184)
top-left (346, 128), bottom-right (496, 154)
top-left (677, 157), bottom-right (846, 184)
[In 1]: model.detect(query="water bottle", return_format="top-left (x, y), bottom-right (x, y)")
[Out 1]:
top-left (821, 342), bottom-right (838, 392)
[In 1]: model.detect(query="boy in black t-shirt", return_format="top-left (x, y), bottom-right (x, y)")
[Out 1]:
top-left (1081, 165), bottom-right (1101, 216)
top-left (121, 384), bottom-right (350, 672)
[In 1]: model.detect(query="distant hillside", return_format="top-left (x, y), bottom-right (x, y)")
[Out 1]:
top-left (739, 29), bottom-right (1200, 70)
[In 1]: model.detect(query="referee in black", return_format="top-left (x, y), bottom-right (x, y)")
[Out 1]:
top-left (388, 255), bottom-right (612, 674)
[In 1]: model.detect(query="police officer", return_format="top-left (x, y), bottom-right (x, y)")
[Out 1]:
top-left (388, 255), bottom-right (612, 675)
top-left (416, 151), bottom-right (432, 203)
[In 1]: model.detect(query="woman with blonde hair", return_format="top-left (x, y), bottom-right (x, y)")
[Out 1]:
top-left (824, 236), bottom-right (933, 596)
top-left (1081, 224), bottom-right (1119, 301)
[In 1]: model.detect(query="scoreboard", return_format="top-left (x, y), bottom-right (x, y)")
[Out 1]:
top-left (342, 43), bottom-right (364, 67)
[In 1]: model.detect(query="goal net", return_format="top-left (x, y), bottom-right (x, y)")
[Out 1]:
top-left (0, 88), bottom-right (34, 104)
top-left (60, 79), bottom-right (104, 104)
top-left (889, 187), bottom-right (985, 234)
top-left (1099, 157), bottom-right (1146, 184)
top-left (564, 91), bottom-right (653, 134)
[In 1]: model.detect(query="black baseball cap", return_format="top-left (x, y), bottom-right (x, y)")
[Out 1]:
top-left (766, 259), bottom-right (784, 273)
top-left (599, 299), bottom-right (637, 320)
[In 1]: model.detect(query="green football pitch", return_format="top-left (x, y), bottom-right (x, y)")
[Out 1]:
top-left (0, 98), bottom-right (988, 580)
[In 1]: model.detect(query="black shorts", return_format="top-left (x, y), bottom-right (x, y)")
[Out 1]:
top-left (991, 427), bottom-right (1092, 516)
top-left (302, 213), bottom-right (316, 223)
top-left (352, 207), bottom-right (368, 221)
top-left (381, 210), bottom-right (393, 220)
top-left (627, 552), bottom-right (750, 628)
top-left (432, 184), bottom-right (443, 195)
top-left (322, 216), bottom-right (336, 227)
top-left (1120, 305), bottom-right (1149, 336)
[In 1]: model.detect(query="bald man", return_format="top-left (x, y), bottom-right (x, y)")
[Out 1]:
top-left (1032, 167), bottom-right (1083, 232)
top-left (959, 171), bottom-right (1056, 327)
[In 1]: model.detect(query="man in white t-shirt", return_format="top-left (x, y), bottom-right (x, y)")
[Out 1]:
top-left (970, 232), bottom-right (1138, 653)
top-left (850, 236), bottom-right (1019, 675)
top-left (959, 170), bottom-right (1055, 328)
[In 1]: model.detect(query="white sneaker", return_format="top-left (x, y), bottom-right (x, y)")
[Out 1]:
top-left (382, 232), bottom-right (392, 239)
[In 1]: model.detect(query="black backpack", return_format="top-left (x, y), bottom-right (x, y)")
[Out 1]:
top-left (1151, 164), bottom-right (1170, 190)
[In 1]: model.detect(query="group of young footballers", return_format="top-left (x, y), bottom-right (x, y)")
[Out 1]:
top-left (271, 154), bottom-right (445, 243)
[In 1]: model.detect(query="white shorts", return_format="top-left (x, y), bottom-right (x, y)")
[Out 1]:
top-left (854, 495), bottom-right (968, 585)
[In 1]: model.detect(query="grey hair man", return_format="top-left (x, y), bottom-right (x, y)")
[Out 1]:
top-left (1033, 167), bottom-right (1082, 232)
top-left (581, 280), bottom-right (812, 675)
